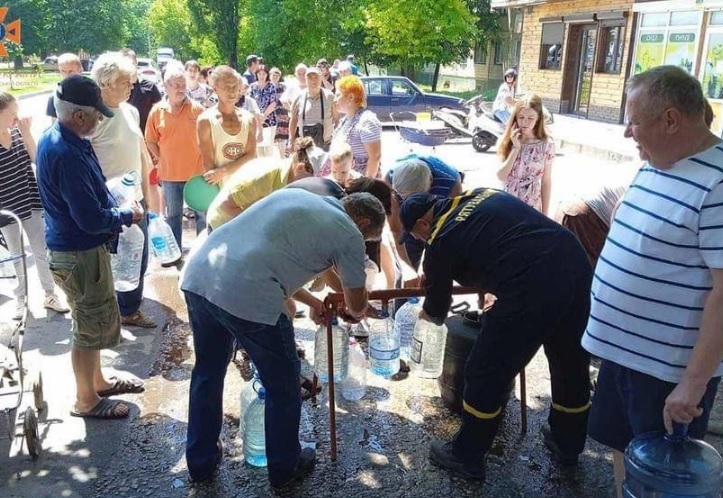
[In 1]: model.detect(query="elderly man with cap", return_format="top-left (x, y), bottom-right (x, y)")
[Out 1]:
top-left (399, 188), bottom-right (592, 480)
top-left (36, 76), bottom-right (145, 419)
top-left (288, 65), bottom-right (338, 151)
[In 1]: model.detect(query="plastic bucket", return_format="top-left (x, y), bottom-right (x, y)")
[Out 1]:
top-left (183, 175), bottom-right (220, 212)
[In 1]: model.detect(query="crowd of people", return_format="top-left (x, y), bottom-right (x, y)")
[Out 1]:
top-left (0, 48), bottom-right (720, 497)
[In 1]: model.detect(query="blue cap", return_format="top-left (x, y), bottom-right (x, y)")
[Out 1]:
top-left (399, 192), bottom-right (438, 235)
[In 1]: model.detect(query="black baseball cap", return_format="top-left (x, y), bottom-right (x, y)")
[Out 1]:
top-left (56, 75), bottom-right (114, 118)
top-left (400, 192), bottom-right (438, 236)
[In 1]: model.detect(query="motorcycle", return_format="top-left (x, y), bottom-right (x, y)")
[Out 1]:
top-left (434, 94), bottom-right (554, 153)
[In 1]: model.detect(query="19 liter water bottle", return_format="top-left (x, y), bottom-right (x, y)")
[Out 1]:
top-left (394, 297), bottom-right (422, 362)
top-left (243, 386), bottom-right (267, 467)
top-left (369, 310), bottom-right (400, 378)
top-left (341, 339), bottom-right (367, 401)
top-left (148, 212), bottom-right (182, 264)
top-left (314, 319), bottom-right (349, 383)
top-left (239, 373), bottom-right (262, 440)
top-left (410, 319), bottom-right (448, 378)
top-left (623, 423), bottom-right (723, 497)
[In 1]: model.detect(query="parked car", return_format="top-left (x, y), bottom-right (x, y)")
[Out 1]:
top-left (360, 76), bottom-right (466, 121)
top-left (137, 57), bottom-right (161, 84)
top-left (42, 56), bottom-right (58, 72)
top-left (156, 47), bottom-right (175, 70)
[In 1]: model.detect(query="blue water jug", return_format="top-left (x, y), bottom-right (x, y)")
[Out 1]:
top-left (623, 423), bottom-right (723, 497)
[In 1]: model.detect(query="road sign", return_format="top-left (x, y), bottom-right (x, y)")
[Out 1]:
top-left (0, 7), bottom-right (22, 57)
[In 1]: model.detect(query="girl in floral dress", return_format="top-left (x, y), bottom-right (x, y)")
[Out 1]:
top-left (496, 94), bottom-right (555, 215)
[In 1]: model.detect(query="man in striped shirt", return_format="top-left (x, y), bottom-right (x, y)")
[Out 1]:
top-left (582, 66), bottom-right (723, 498)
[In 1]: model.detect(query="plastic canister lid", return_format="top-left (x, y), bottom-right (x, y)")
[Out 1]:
top-left (148, 212), bottom-right (158, 220)
top-left (407, 297), bottom-right (420, 304)
top-left (257, 386), bottom-right (266, 400)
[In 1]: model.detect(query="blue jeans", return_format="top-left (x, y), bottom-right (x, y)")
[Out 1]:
top-left (117, 202), bottom-right (148, 317)
top-left (184, 292), bottom-right (302, 484)
top-left (493, 109), bottom-right (511, 125)
top-left (162, 181), bottom-right (206, 248)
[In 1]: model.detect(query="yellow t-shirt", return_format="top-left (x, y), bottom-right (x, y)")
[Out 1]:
top-left (206, 158), bottom-right (291, 229)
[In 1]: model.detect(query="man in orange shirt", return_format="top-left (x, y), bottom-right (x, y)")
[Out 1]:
top-left (146, 63), bottom-right (206, 250)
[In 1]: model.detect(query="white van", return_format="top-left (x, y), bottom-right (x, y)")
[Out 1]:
top-left (157, 47), bottom-right (175, 68)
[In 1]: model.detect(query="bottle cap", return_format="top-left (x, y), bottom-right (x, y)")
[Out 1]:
top-left (148, 212), bottom-right (158, 220)
top-left (408, 297), bottom-right (420, 304)
top-left (257, 386), bottom-right (266, 400)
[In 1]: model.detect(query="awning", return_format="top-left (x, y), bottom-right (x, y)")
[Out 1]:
top-left (633, 0), bottom-right (723, 12)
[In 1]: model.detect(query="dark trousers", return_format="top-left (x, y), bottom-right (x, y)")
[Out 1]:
top-left (452, 251), bottom-right (593, 461)
top-left (184, 292), bottom-right (302, 484)
top-left (117, 202), bottom-right (148, 317)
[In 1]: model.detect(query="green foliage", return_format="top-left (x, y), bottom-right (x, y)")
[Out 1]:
top-left (187, 0), bottom-right (242, 67)
top-left (149, 0), bottom-right (196, 60)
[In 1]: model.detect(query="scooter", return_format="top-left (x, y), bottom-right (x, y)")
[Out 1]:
top-left (433, 97), bottom-right (501, 153)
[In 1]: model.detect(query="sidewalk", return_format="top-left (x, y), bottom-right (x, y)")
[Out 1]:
top-left (548, 114), bottom-right (637, 163)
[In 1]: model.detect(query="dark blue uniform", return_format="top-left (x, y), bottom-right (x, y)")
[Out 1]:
top-left (421, 188), bottom-right (592, 462)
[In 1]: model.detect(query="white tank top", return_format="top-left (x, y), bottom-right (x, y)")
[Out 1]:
top-left (206, 107), bottom-right (253, 169)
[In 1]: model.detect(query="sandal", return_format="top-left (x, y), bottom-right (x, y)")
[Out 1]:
top-left (70, 398), bottom-right (129, 419)
top-left (98, 376), bottom-right (145, 397)
top-left (300, 376), bottom-right (322, 401)
top-left (121, 310), bottom-right (157, 328)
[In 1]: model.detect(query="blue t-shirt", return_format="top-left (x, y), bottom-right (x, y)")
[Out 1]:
top-left (36, 123), bottom-right (132, 251)
top-left (181, 188), bottom-right (367, 325)
top-left (388, 154), bottom-right (461, 197)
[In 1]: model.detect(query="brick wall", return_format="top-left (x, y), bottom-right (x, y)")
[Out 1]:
top-left (519, 0), bottom-right (634, 123)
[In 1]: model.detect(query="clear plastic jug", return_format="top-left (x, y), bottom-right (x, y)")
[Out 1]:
top-left (394, 297), bottom-right (422, 362)
top-left (238, 373), bottom-right (262, 442)
top-left (148, 212), bottom-right (182, 264)
top-left (623, 423), bottom-right (723, 497)
top-left (107, 172), bottom-right (139, 208)
top-left (410, 319), bottom-right (448, 379)
top-left (314, 318), bottom-right (349, 383)
top-left (368, 310), bottom-right (400, 378)
top-left (110, 224), bottom-right (144, 292)
top-left (341, 338), bottom-right (367, 401)
top-left (243, 386), bottom-right (267, 467)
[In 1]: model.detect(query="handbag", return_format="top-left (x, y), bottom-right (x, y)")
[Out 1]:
top-left (301, 91), bottom-right (329, 150)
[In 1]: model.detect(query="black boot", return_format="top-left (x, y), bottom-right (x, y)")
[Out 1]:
top-left (541, 424), bottom-right (579, 466)
top-left (429, 440), bottom-right (486, 480)
top-left (270, 447), bottom-right (316, 488)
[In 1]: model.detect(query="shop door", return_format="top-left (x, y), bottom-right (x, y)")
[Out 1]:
top-left (572, 25), bottom-right (597, 116)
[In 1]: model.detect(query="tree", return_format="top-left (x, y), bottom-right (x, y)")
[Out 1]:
top-left (187, 0), bottom-right (242, 68)
top-left (149, 0), bottom-right (196, 60)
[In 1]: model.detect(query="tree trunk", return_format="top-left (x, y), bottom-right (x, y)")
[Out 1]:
top-left (13, 56), bottom-right (23, 70)
top-left (431, 63), bottom-right (441, 92)
top-left (403, 64), bottom-right (416, 81)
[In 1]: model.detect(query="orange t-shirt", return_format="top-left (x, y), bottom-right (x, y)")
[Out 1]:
top-left (145, 99), bottom-right (205, 182)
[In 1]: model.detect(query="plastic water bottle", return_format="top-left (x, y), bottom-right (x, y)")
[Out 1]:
top-left (148, 212), bottom-right (182, 264)
top-left (243, 386), bottom-right (267, 467)
top-left (623, 423), bottom-right (723, 497)
top-left (107, 172), bottom-right (139, 208)
top-left (341, 338), bottom-right (367, 401)
top-left (238, 373), bottom-right (262, 440)
top-left (394, 297), bottom-right (422, 362)
top-left (410, 319), bottom-right (448, 379)
top-left (314, 319), bottom-right (349, 383)
top-left (369, 310), bottom-right (400, 378)
top-left (110, 224), bottom-right (145, 291)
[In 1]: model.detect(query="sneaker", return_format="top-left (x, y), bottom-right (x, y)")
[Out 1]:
top-left (270, 447), bottom-right (316, 489)
top-left (44, 294), bottom-right (70, 314)
top-left (541, 424), bottom-right (579, 466)
top-left (429, 440), bottom-right (486, 480)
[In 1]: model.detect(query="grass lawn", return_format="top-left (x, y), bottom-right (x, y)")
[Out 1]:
top-left (0, 72), bottom-right (57, 97)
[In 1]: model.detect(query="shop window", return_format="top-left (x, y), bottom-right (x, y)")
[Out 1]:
top-left (634, 10), bottom-right (701, 74)
top-left (540, 22), bottom-right (564, 70)
top-left (598, 24), bottom-right (625, 74)
top-left (641, 12), bottom-right (667, 28)
top-left (474, 43), bottom-right (487, 65)
top-left (711, 11), bottom-right (723, 26)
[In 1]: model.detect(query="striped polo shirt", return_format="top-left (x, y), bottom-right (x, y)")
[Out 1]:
top-left (582, 143), bottom-right (723, 383)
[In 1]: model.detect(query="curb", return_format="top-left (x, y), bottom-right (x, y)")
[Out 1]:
top-left (557, 138), bottom-right (635, 163)
top-left (17, 89), bottom-right (52, 101)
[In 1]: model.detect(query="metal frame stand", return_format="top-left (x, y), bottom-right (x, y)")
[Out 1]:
top-left (315, 286), bottom-right (527, 461)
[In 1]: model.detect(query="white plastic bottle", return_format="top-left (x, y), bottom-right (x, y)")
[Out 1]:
top-left (148, 212), bottom-right (182, 264)
top-left (107, 172), bottom-right (139, 208)
top-left (409, 319), bottom-right (449, 379)
top-left (394, 297), bottom-right (422, 362)
top-left (110, 224), bottom-right (144, 291)
top-left (368, 310), bottom-right (400, 378)
top-left (314, 318), bottom-right (349, 383)
top-left (243, 387), bottom-right (268, 467)
top-left (341, 338), bottom-right (367, 401)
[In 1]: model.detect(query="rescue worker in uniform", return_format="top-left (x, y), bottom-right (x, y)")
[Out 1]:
top-left (399, 188), bottom-right (592, 480)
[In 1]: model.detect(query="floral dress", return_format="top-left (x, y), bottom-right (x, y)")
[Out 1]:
top-left (249, 82), bottom-right (279, 127)
top-left (503, 138), bottom-right (555, 212)
top-left (273, 82), bottom-right (289, 141)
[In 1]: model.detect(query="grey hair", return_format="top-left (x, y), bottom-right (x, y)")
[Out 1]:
top-left (237, 75), bottom-right (249, 88)
top-left (58, 52), bottom-right (82, 67)
top-left (54, 96), bottom-right (96, 122)
top-left (343, 192), bottom-right (386, 233)
top-left (392, 159), bottom-right (432, 197)
top-left (163, 62), bottom-right (186, 83)
top-left (626, 65), bottom-right (706, 118)
top-left (91, 52), bottom-right (136, 88)
top-left (295, 63), bottom-right (308, 74)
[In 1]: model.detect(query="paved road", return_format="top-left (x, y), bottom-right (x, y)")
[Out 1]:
top-left (2, 93), bottom-right (695, 498)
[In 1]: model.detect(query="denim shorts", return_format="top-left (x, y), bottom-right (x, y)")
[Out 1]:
top-left (588, 360), bottom-right (720, 452)
top-left (48, 246), bottom-right (121, 350)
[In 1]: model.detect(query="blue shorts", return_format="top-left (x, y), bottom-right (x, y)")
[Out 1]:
top-left (588, 360), bottom-right (720, 452)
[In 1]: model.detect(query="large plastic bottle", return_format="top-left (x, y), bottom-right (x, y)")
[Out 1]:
top-left (314, 318), bottom-right (349, 383)
top-left (107, 172), bottom-right (139, 208)
top-left (341, 338), bottom-right (367, 401)
top-left (623, 423), bottom-right (723, 497)
top-left (394, 297), bottom-right (422, 362)
top-left (238, 373), bottom-right (262, 441)
top-left (243, 386), bottom-right (267, 467)
top-left (410, 319), bottom-right (448, 379)
top-left (110, 224), bottom-right (145, 291)
top-left (368, 310), bottom-right (400, 378)
top-left (148, 212), bottom-right (182, 264)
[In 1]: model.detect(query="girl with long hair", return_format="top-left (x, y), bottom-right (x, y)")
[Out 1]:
top-left (496, 94), bottom-right (555, 214)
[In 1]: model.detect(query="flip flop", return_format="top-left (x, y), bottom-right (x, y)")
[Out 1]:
top-left (70, 398), bottom-right (129, 419)
top-left (97, 377), bottom-right (145, 397)
top-left (300, 377), bottom-right (322, 401)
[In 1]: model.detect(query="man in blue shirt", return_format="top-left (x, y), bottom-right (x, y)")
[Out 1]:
top-left (36, 76), bottom-right (145, 420)
top-left (400, 189), bottom-right (592, 480)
